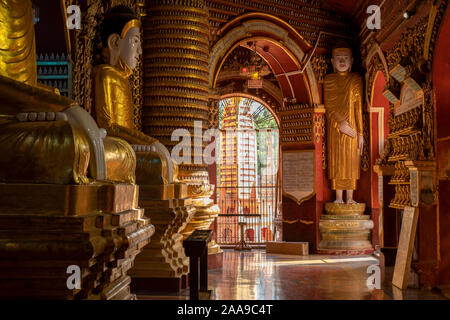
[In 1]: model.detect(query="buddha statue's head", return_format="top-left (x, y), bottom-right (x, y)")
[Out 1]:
top-left (331, 45), bottom-right (353, 73)
top-left (100, 6), bottom-right (142, 71)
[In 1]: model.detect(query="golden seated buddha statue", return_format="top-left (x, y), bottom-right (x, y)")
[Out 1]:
top-left (93, 5), bottom-right (175, 188)
top-left (92, 6), bottom-right (192, 289)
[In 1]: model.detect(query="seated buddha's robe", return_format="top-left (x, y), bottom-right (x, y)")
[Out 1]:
top-left (94, 60), bottom-right (170, 185)
top-left (0, 0), bottom-right (36, 86)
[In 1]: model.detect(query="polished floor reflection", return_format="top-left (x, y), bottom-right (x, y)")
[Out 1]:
top-left (136, 249), bottom-right (448, 300)
top-left (208, 250), bottom-right (447, 300)
top-left (209, 250), bottom-right (385, 300)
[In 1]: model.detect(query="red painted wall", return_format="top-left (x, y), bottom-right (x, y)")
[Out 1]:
top-left (433, 9), bottom-right (450, 140)
top-left (433, 7), bottom-right (450, 286)
top-left (370, 72), bottom-right (390, 247)
top-left (438, 181), bottom-right (450, 285)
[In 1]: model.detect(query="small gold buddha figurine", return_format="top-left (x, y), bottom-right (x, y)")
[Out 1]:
top-left (324, 44), bottom-right (364, 204)
top-left (0, 0), bottom-right (135, 185)
top-left (93, 6), bottom-right (173, 185)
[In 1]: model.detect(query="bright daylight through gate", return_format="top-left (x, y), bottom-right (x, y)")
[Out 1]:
top-left (216, 97), bottom-right (280, 246)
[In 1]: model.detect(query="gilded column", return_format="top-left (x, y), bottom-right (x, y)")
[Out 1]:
top-left (143, 0), bottom-right (220, 250)
top-left (143, 0), bottom-right (210, 187)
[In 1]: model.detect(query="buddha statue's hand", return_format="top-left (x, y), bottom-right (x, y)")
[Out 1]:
top-left (338, 121), bottom-right (357, 138)
top-left (358, 135), bottom-right (364, 156)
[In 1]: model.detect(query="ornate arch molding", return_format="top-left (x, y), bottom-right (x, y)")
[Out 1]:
top-left (424, 0), bottom-right (449, 68)
top-left (364, 39), bottom-right (390, 108)
top-left (210, 14), bottom-right (320, 105)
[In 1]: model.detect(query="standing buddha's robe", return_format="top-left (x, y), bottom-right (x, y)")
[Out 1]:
top-left (324, 72), bottom-right (364, 190)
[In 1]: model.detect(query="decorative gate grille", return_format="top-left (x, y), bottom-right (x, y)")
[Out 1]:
top-left (216, 185), bottom-right (280, 245)
top-left (216, 97), bottom-right (280, 246)
top-left (216, 128), bottom-right (280, 246)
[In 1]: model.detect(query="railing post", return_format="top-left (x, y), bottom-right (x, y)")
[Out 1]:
top-left (200, 246), bottom-right (208, 292)
top-left (189, 255), bottom-right (199, 300)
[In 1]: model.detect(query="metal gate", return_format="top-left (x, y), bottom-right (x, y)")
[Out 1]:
top-left (216, 186), bottom-right (280, 245)
top-left (215, 128), bottom-right (280, 246)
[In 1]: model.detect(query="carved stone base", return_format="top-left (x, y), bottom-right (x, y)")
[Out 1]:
top-left (319, 203), bottom-right (374, 253)
top-left (0, 183), bottom-right (154, 300)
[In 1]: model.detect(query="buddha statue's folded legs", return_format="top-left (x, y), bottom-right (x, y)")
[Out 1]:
top-left (0, 75), bottom-right (136, 185)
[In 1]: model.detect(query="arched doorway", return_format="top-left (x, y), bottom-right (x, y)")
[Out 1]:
top-left (216, 96), bottom-right (279, 246)
top-left (210, 13), bottom-right (322, 248)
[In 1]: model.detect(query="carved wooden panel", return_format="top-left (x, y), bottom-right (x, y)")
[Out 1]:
top-left (392, 206), bottom-right (419, 290)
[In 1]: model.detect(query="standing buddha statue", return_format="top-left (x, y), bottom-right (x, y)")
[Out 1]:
top-left (319, 44), bottom-right (373, 253)
top-left (324, 45), bottom-right (364, 204)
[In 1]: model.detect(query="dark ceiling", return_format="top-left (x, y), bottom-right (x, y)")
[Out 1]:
top-left (33, 0), bottom-right (68, 55)
top-left (322, 0), bottom-right (362, 17)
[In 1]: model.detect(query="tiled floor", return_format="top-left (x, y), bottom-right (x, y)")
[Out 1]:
top-left (137, 249), bottom-right (448, 300)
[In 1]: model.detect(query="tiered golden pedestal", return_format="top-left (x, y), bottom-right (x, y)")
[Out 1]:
top-left (180, 191), bottom-right (222, 267)
top-left (130, 183), bottom-right (196, 292)
top-left (318, 203), bottom-right (374, 255)
top-left (0, 183), bottom-right (154, 299)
